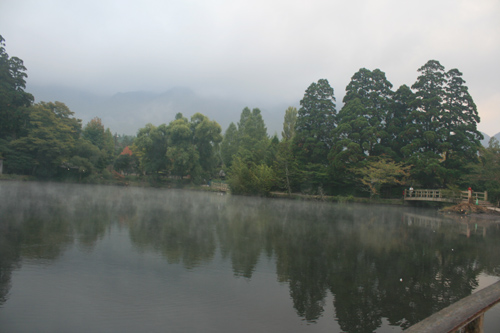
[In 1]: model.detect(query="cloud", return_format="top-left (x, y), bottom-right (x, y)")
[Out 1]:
top-left (1, 0), bottom-right (499, 135)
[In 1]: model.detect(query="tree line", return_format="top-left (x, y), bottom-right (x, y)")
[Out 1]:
top-left (218, 62), bottom-right (497, 202)
top-left (1, 34), bottom-right (498, 203)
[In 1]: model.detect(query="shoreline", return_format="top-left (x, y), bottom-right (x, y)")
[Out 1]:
top-left (3, 176), bottom-right (500, 220)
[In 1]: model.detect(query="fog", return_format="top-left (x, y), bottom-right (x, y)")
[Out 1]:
top-left (1, 0), bottom-right (499, 136)
top-left (1, 181), bottom-right (500, 332)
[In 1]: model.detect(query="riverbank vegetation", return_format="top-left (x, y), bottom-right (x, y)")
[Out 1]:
top-left (1, 35), bottom-right (499, 204)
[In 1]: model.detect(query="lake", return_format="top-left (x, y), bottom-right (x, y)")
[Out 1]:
top-left (1, 181), bottom-right (499, 332)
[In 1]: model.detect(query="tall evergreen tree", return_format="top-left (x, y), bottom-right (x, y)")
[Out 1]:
top-left (225, 107), bottom-right (274, 195)
top-left (405, 60), bottom-right (482, 187)
top-left (220, 122), bottom-right (238, 168)
top-left (0, 35), bottom-right (34, 141)
top-left (294, 79), bottom-right (336, 165)
top-left (293, 79), bottom-right (336, 193)
top-left (333, 68), bottom-right (394, 162)
top-left (443, 68), bottom-right (482, 160)
top-left (275, 107), bottom-right (299, 194)
top-left (238, 107), bottom-right (268, 161)
top-left (282, 106), bottom-right (298, 141)
top-left (410, 60), bottom-right (447, 153)
top-left (386, 84), bottom-right (415, 161)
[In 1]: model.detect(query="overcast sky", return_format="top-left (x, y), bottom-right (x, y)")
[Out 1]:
top-left (1, 0), bottom-right (499, 135)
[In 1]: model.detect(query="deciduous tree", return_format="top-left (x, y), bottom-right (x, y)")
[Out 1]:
top-left (133, 123), bottom-right (169, 176)
top-left (166, 115), bottom-right (200, 179)
top-left (10, 102), bottom-right (81, 177)
top-left (355, 158), bottom-right (411, 197)
top-left (190, 112), bottom-right (222, 179)
top-left (82, 117), bottom-right (114, 169)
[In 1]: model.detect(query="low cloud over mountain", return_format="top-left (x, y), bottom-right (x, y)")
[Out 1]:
top-left (28, 85), bottom-right (292, 137)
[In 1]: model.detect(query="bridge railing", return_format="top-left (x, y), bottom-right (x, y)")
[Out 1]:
top-left (404, 189), bottom-right (488, 203)
top-left (404, 189), bottom-right (446, 200)
top-left (405, 280), bottom-right (500, 332)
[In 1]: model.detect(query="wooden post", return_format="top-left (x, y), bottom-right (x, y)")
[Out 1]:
top-left (463, 313), bottom-right (484, 333)
top-left (484, 191), bottom-right (488, 202)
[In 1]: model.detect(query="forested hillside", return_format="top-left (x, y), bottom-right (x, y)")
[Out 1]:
top-left (1, 35), bottom-right (499, 204)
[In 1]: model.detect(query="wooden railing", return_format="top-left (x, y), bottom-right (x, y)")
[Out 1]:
top-left (404, 189), bottom-right (450, 202)
top-left (404, 189), bottom-right (488, 203)
top-left (405, 280), bottom-right (500, 332)
top-left (461, 190), bottom-right (488, 202)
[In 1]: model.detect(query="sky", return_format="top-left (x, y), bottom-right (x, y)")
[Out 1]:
top-left (1, 0), bottom-right (499, 136)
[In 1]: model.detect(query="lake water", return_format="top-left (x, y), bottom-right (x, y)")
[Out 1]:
top-left (1, 181), bottom-right (499, 332)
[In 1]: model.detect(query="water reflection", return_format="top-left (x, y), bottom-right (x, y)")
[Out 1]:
top-left (1, 181), bottom-right (499, 332)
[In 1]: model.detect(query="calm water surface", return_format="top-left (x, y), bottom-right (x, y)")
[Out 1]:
top-left (1, 181), bottom-right (499, 332)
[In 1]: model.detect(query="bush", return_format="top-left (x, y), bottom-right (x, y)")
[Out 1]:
top-left (228, 157), bottom-right (275, 196)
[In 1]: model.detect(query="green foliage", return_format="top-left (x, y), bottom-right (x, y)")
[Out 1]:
top-left (167, 116), bottom-right (199, 178)
top-left (222, 107), bottom-right (272, 191)
top-left (133, 113), bottom-right (222, 183)
top-left (355, 158), bottom-right (411, 197)
top-left (220, 122), bottom-right (238, 167)
top-left (81, 117), bottom-right (115, 169)
top-left (404, 60), bottom-right (483, 187)
top-left (0, 138), bottom-right (34, 174)
top-left (236, 107), bottom-right (269, 164)
top-left (0, 35), bottom-right (34, 141)
top-left (386, 85), bottom-right (415, 161)
top-left (441, 184), bottom-right (462, 200)
top-left (294, 79), bottom-right (336, 165)
top-left (273, 106), bottom-right (300, 194)
top-left (67, 155), bottom-right (94, 179)
top-left (331, 68), bottom-right (394, 170)
top-left (0, 39), bottom-right (485, 198)
top-left (114, 153), bottom-right (138, 175)
top-left (133, 123), bottom-right (169, 175)
top-left (282, 106), bottom-right (297, 141)
top-left (331, 98), bottom-right (369, 168)
top-left (292, 79), bottom-right (336, 192)
top-left (228, 157), bottom-right (274, 196)
top-left (9, 102), bottom-right (81, 177)
top-left (467, 138), bottom-right (500, 204)
top-left (72, 138), bottom-right (101, 167)
top-left (274, 140), bottom-right (298, 194)
top-left (297, 163), bottom-right (329, 194)
top-left (190, 112), bottom-right (222, 179)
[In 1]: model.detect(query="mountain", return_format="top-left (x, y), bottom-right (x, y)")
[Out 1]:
top-left (481, 132), bottom-right (491, 147)
top-left (481, 132), bottom-right (500, 147)
top-left (27, 85), bottom-right (294, 136)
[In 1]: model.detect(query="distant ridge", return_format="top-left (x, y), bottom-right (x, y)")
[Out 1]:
top-left (24, 83), bottom-right (497, 142)
top-left (481, 132), bottom-right (500, 147)
top-left (27, 85), bottom-right (292, 136)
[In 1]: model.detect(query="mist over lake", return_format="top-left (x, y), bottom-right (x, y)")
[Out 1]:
top-left (1, 181), bottom-right (499, 332)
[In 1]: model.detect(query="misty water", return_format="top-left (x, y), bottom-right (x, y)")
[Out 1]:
top-left (1, 182), bottom-right (499, 332)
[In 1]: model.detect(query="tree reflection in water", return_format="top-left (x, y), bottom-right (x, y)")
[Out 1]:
top-left (0, 181), bottom-right (499, 332)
